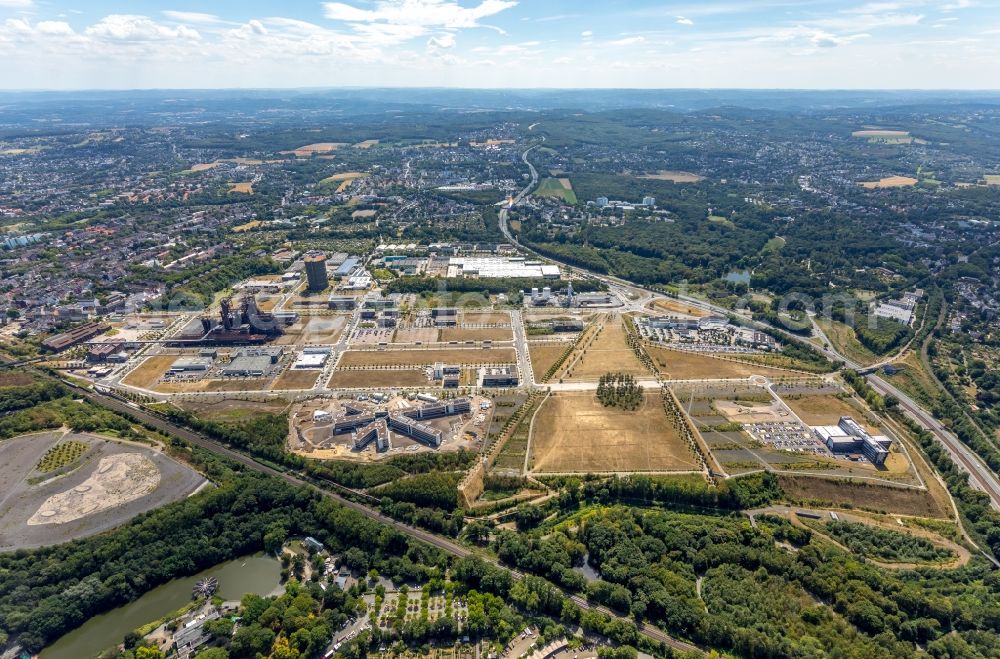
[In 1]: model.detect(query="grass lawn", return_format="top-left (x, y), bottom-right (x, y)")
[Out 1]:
top-left (816, 318), bottom-right (879, 367)
top-left (534, 177), bottom-right (577, 204)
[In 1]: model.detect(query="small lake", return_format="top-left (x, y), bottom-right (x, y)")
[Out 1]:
top-left (41, 554), bottom-right (281, 659)
top-left (724, 270), bottom-right (751, 285)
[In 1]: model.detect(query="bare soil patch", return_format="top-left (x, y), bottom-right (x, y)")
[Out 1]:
top-left (564, 317), bottom-right (647, 380)
top-left (29, 453), bottom-right (160, 525)
top-left (439, 327), bottom-right (513, 342)
top-left (328, 369), bottom-right (431, 388)
top-left (777, 474), bottom-right (947, 518)
top-left (0, 432), bottom-right (205, 550)
top-left (272, 369), bottom-right (321, 390)
top-left (648, 298), bottom-right (709, 317)
top-left (648, 346), bottom-right (802, 380)
top-left (461, 311), bottom-right (511, 324)
top-left (122, 355), bottom-right (175, 389)
top-left (529, 342), bottom-right (571, 381)
top-left (285, 142), bottom-right (347, 157)
top-left (393, 328), bottom-right (440, 344)
top-left (860, 176), bottom-right (918, 189)
top-left (782, 393), bottom-right (878, 431)
top-left (338, 348), bottom-right (515, 368)
top-left (275, 316), bottom-right (347, 345)
top-left (852, 130), bottom-right (910, 137)
top-left (639, 170), bottom-right (705, 183)
top-left (530, 392), bottom-right (697, 473)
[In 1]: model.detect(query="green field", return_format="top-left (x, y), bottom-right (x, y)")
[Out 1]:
top-left (534, 177), bottom-right (578, 204)
top-left (762, 236), bottom-right (786, 253)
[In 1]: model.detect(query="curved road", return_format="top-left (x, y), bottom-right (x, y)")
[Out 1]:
top-left (499, 141), bottom-right (1000, 512)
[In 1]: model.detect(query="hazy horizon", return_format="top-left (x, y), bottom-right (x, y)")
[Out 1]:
top-left (1, 0), bottom-right (998, 90)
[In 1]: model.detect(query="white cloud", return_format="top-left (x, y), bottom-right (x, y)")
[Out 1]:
top-left (323, 0), bottom-right (517, 29)
top-left (842, 2), bottom-right (913, 13)
top-left (226, 19), bottom-right (268, 40)
top-left (427, 32), bottom-right (455, 49)
top-left (813, 12), bottom-right (924, 30)
top-left (608, 35), bottom-right (644, 46)
top-left (2, 17), bottom-right (30, 34)
top-left (0, 0), bottom-right (33, 9)
top-left (85, 15), bottom-right (201, 41)
top-left (35, 20), bottom-right (74, 36)
top-left (581, 30), bottom-right (592, 38)
top-left (162, 11), bottom-right (222, 25)
top-left (942, 0), bottom-right (974, 10)
top-left (755, 25), bottom-right (871, 48)
top-left (675, 16), bottom-right (694, 25)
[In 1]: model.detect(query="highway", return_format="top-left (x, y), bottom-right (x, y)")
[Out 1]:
top-left (499, 141), bottom-right (1000, 513)
top-left (75, 385), bottom-right (700, 654)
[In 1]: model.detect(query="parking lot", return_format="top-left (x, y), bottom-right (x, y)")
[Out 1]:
top-left (744, 421), bottom-right (832, 457)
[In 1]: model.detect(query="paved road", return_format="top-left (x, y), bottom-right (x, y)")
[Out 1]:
top-left (73, 384), bottom-right (700, 655)
top-left (499, 142), bottom-right (1000, 512)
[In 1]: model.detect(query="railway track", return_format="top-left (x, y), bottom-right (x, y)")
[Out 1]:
top-left (73, 384), bottom-right (701, 655)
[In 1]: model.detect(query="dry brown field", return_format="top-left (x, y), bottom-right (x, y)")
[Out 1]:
top-left (638, 170), bottom-right (705, 183)
top-left (229, 182), bottom-right (253, 194)
top-left (647, 298), bottom-right (709, 317)
top-left (351, 209), bottom-right (377, 219)
top-left (852, 130), bottom-right (910, 137)
top-left (529, 392), bottom-right (697, 473)
top-left (529, 342), bottom-right (571, 381)
top-left (777, 474), bottom-right (947, 518)
top-left (647, 346), bottom-right (803, 380)
top-left (121, 355), bottom-right (175, 389)
top-left (460, 311), bottom-right (510, 324)
top-left (393, 328), bottom-right (440, 344)
top-left (285, 143), bottom-right (347, 156)
top-left (984, 174), bottom-right (1000, 185)
top-left (353, 139), bottom-right (379, 149)
top-left (439, 327), bottom-right (513, 342)
top-left (782, 393), bottom-right (879, 431)
top-left (153, 378), bottom-right (270, 394)
top-left (272, 369), bottom-right (321, 390)
top-left (188, 162), bottom-right (220, 172)
top-left (563, 317), bottom-right (648, 380)
top-left (328, 369), bottom-right (431, 388)
top-left (276, 316), bottom-right (347, 345)
top-left (337, 347), bottom-right (516, 367)
top-left (256, 296), bottom-right (280, 312)
top-left (321, 172), bottom-right (368, 193)
top-left (860, 176), bottom-right (918, 189)
top-left (233, 220), bottom-right (262, 233)
top-left (0, 372), bottom-right (36, 387)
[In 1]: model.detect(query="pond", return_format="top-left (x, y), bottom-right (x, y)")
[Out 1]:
top-left (724, 270), bottom-right (751, 285)
top-left (40, 554), bottom-right (281, 659)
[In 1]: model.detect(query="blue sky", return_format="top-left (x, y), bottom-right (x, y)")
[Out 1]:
top-left (0, 0), bottom-right (997, 89)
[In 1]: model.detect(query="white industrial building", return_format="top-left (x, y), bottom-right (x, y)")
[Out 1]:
top-left (872, 289), bottom-right (923, 326)
top-left (447, 256), bottom-right (560, 279)
top-left (293, 352), bottom-right (328, 369)
top-left (813, 416), bottom-right (892, 466)
top-left (873, 302), bottom-right (913, 325)
top-left (170, 356), bottom-right (213, 372)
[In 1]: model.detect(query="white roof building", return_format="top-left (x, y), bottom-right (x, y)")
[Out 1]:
top-left (447, 256), bottom-right (560, 279)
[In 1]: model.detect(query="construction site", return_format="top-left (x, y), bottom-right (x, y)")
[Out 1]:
top-left (289, 393), bottom-right (495, 460)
